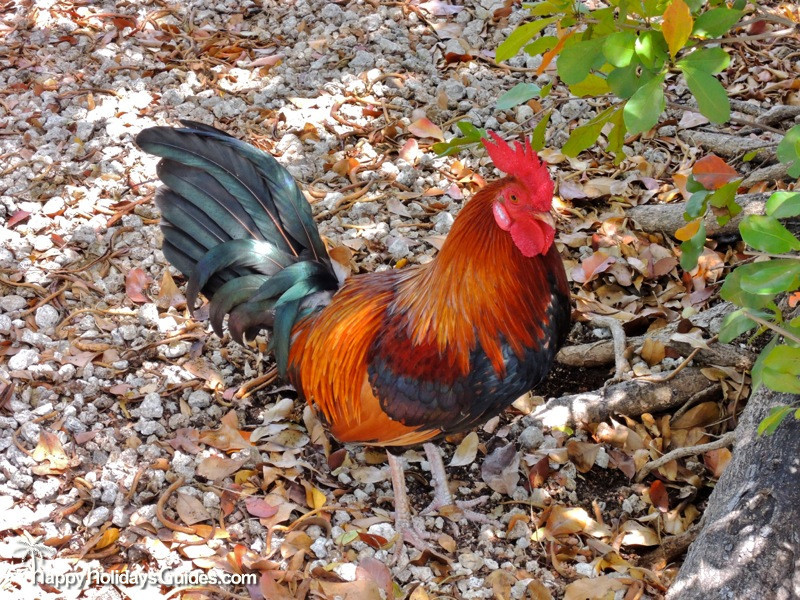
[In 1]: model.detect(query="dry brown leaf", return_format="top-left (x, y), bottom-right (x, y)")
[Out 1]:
top-left (449, 431), bottom-right (479, 467)
top-left (480, 442), bottom-right (519, 495)
top-left (157, 270), bottom-right (186, 309)
top-left (573, 251), bottom-right (616, 284)
top-left (640, 338), bottom-right (666, 366)
top-left (671, 402), bottom-right (720, 429)
top-left (168, 428), bottom-right (202, 454)
top-left (527, 579), bottom-right (554, 600)
top-left (176, 492), bottom-right (211, 525)
top-left (704, 448), bottom-right (732, 478)
top-left (94, 527), bottom-right (120, 550)
top-left (564, 575), bottom-right (627, 600)
top-left (528, 455), bottom-right (551, 488)
top-left (196, 455), bottom-right (247, 481)
top-left (31, 431), bottom-right (69, 475)
top-left (567, 441), bottom-right (600, 473)
top-left (620, 520), bottom-right (660, 546)
top-left (649, 480), bottom-right (669, 512)
top-left (356, 557), bottom-right (393, 599)
top-left (125, 267), bottom-right (151, 303)
top-left (245, 496), bottom-right (279, 518)
top-left (199, 410), bottom-right (252, 451)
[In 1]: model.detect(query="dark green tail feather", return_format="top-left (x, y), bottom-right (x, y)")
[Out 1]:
top-left (137, 122), bottom-right (339, 375)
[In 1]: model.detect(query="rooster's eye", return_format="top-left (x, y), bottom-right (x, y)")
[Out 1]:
top-left (509, 193), bottom-right (519, 204)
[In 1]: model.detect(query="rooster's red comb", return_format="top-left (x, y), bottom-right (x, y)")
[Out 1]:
top-left (481, 131), bottom-right (552, 204)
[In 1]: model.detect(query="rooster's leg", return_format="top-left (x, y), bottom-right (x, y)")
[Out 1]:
top-left (387, 451), bottom-right (436, 553)
top-left (419, 443), bottom-right (493, 523)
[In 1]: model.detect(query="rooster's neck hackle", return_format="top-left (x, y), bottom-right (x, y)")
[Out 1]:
top-left (395, 179), bottom-right (557, 376)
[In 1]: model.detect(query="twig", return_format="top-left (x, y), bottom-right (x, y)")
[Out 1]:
top-left (743, 310), bottom-right (800, 345)
top-left (637, 335), bottom-right (718, 383)
top-left (635, 431), bottom-right (737, 482)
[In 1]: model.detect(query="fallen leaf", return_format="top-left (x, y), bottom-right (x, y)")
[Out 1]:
top-left (125, 268), bottom-right (151, 303)
top-left (408, 117), bottom-right (444, 141)
top-left (572, 251), bottom-right (616, 283)
top-left (481, 442), bottom-right (520, 495)
top-left (176, 492), bottom-right (212, 525)
top-left (245, 496), bottom-right (279, 518)
top-left (8, 210), bottom-right (30, 228)
top-left (640, 338), bottom-right (665, 366)
top-left (704, 447), bottom-right (732, 478)
top-left (94, 527), bottom-right (120, 550)
top-left (620, 520), bottom-right (660, 546)
top-left (168, 428), bottom-right (202, 454)
top-left (157, 270), bottom-right (186, 309)
top-left (196, 455), bottom-right (247, 480)
top-left (563, 575), bottom-right (626, 600)
top-left (399, 138), bottom-right (421, 164)
top-left (567, 441), bottom-right (600, 473)
top-left (528, 456), bottom-right (551, 488)
top-left (449, 431), bottom-right (479, 467)
top-left (649, 480), bottom-right (669, 512)
top-left (31, 431), bottom-right (69, 475)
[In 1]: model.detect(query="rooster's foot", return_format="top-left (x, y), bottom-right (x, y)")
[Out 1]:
top-left (422, 443), bottom-right (499, 526)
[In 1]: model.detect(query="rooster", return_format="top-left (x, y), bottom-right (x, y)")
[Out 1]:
top-left (136, 121), bottom-right (570, 549)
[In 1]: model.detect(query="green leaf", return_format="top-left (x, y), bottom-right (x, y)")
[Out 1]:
top-left (777, 124), bottom-right (800, 178)
top-left (685, 190), bottom-right (710, 218)
top-left (539, 81), bottom-right (554, 98)
top-left (606, 106), bottom-right (627, 163)
top-left (738, 259), bottom-right (800, 295)
top-left (706, 179), bottom-right (741, 226)
top-left (751, 335), bottom-right (776, 392)
top-left (569, 73), bottom-right (610, 97)
top-left (558, 38), bottom-right (604, 85)
top-left (531, 110), bottom-right (551, 151)
top-left (757, 405), bottom-right (796, 435)
top-left (524, 35), bottom-right (557, 57)
top-left (496, 83), bottom-right (542, 111)
top-left (762, 346), bottom-right (800, 394)
top-left (527, 0), bottom-right (568, 16)
top-left (682, 68), bottom-right (730, 124)
top-left (456, 121), bottom-right (482, 138)
top-left (562, 106), bottom-right (617, 157)
top-left (676, 47), bottom-right (730, 74)
top-left (741, 215), bottom-right (800, 254)
top-left (607, 63), bottom-right (641, 99)
top-left (720, 268), bottom-right (774, 310)
top-left (496, 17), bottom-right (558, 62)
top-left (692, 8), bottom-right (742, 37)
top-left (743, 149), bottom-right (762, 162)
top-left (603, 31), bottom-right (637, 67)
top-left (635, 31), bottom-right (668, 70)
top-left (623, 74), bottom-right (665, 135)
top-left (679, 221), bottom-right (706, 271)
top-left (432, 122), bottom-right (486, 156)
top-left (766, 191), bottom-right (800, 219)
top-left (719, 308), bottom-right (760, 343)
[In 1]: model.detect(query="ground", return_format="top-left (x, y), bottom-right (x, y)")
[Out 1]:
top-left (0, 0), bottom-right (797, 599)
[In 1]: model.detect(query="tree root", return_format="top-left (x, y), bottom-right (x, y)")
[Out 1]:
top-left (634, 431), bottom-right (737, 483)
top-left (527, 368), bottom-right (718, 429)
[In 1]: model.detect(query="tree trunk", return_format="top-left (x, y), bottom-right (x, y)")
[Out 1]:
top-left (666, 387), bottom-right (800, 600)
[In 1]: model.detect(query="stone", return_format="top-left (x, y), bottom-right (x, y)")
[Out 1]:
top-left (34, 304), bottom-right (59, 329)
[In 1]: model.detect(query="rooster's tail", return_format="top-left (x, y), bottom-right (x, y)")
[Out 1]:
top-left (136, 121), bottom-right (338, 374)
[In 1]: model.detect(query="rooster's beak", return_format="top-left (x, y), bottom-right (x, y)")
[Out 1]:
top-left (532, 211), bottom-right (556, 229)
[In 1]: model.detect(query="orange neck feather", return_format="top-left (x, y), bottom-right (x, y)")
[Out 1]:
top-left (393, 179), bottom-right (559, 376)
